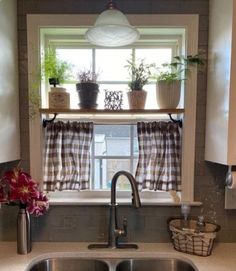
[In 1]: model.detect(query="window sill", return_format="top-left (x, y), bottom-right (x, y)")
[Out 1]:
top-left (47, 191), bottom-right (202, 206)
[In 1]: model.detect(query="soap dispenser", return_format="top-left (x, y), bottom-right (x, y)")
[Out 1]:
top-left (181, 202), bottom-right (191, 229)
top-left (196, 215), bottom-right (205, 232)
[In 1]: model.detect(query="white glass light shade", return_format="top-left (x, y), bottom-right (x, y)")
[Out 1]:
top-left (86, 9), bottom-right (140, 47)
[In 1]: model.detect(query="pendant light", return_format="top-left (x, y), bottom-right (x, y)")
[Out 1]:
top-left (85, 0), bottom-right (140, 47)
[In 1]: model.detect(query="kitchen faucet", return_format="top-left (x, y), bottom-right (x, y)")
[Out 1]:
top-left (88, 170), bottom-right (141, 249)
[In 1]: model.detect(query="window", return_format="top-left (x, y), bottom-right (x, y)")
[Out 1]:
top-left (42, 40), bottom-right (178, 110)
top-left (92, 124), bottom-right (138, 190)
top-left (27, 14), bottom-right (199, 204)
top-left (41, 28), bottom-right (181, 192)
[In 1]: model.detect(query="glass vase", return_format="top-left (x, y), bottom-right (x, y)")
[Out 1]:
top-left (17, 204), bottom-right (31, 254)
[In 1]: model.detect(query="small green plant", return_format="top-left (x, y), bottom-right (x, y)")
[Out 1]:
top-left (42, 47), bottom-right (71, 86)
top-left (156, 54), bottom-right (204, 83)
top-left (125, 58), bottom-right (155, 90)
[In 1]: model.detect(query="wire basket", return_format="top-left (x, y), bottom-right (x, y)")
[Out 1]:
top-left (168, 218), bottom-right (220, 257)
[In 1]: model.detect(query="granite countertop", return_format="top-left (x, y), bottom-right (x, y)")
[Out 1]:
top-left (0, 242), bottom-right (235, 271)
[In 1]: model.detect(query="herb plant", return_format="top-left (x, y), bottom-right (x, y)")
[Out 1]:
top-left (42, 47), bottom-right (71, 86)
top-left (125, 58), bottom-right (155, 91)
top-left (77, 69), bottom-right (99, 83)
top-left (156, 54), bottom-right (204, 83)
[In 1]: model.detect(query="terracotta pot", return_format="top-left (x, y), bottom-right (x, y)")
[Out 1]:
top-left (156, 80), bottom-right (181, 109)
top-left (127, 90), bottom-right (147, 109)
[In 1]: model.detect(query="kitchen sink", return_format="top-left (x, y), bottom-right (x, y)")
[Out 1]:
top-left (28, 258), bottom-right (109, 271)
top-left (28, 258), bottom-right (197, 271)
top-left (116, 259), bottom-right (196, 271)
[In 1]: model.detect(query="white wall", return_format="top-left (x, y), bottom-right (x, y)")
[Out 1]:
top-left (0, 0), bottom-right (20, 162)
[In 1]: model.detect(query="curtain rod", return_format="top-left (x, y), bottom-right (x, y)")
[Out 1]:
top-left (42, 113), bottom-right (182, 128)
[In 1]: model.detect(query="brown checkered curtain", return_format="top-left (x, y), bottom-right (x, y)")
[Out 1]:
top-left (43, 121), bottom-right (93, 191)
top-left (135, 121), bottom-right (181, 191)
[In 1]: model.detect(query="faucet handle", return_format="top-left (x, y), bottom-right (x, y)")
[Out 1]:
top-left (115, 217), bottom-right (128, 237)
top-left (123, 217), bottom-right (127, 237)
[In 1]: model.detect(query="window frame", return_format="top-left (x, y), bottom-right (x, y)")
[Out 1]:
top-left (27, 14), bottom-right (199, 204)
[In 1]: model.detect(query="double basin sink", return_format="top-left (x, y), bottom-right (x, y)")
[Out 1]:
top-left (28, 258), bottom-right (197, 271)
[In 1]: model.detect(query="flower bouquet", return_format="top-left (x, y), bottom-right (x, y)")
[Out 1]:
top-left (0, 168), bottom-right (49, 216)
top-left (0, 168), bottom-right (49, 254)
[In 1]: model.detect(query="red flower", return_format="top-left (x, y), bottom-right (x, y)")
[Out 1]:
top-left (9, 171), bottom-right (38, 204)
top-left (0, 168), bottom-right (49, 216)
top-left (27, 192), bottom-right (49, 217)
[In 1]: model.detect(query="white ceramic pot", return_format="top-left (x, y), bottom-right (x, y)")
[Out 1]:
top-left (156, 80), bottom-right (181, 109)
top-left (49, 87), bottom-right (70, 109)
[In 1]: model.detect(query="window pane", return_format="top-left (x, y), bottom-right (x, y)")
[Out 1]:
top-left (94, 125), bottom-right (130, 156)
top-left (60, 83), bottom-right (78, 109)
top-left (96, 49), bottom-right (132, 81)
top-left (136, 48), bottom-right (172, 68)
top-left (60, 83), bottom-right (129, 109)
top-left (56, 49), bottom-right (93, 80)
top-left (94, 159), bottom-right (131, 190)
top-left (144, 84), bottom-right (158, 109)
top-left (133, 158), bottom-right (138, 174)
top-left (133, 138), bottom-right (139, 157)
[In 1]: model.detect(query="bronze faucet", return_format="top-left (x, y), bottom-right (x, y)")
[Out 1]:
top-left (88, 170), bottom-right (141, 249)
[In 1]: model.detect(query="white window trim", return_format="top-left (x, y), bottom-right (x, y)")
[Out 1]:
top-left (47, 190), bottom-right (201, 206)
top-left (27, 14), bottom-right (199, 205)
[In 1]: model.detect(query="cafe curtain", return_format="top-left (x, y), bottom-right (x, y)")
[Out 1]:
top-left (135, 121), bottom-right (181, 191)
top-left (43, 121), bottom-right (93, 191)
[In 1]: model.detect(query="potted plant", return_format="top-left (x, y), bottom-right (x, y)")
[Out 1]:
top-left (155, 54), bottom-right (204, 109)
top-left (125, 58), bottom-right (154, 109)
top-left (42, 47), bottom-right (72, 109)
top-left (76, 69), bottom-right (99, 109)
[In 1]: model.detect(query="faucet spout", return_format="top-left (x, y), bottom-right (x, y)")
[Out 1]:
top-left (88, 170), bottom-right (141, 250)
top-left (108, 170), bottom-right (141, 249)
top-left (111, 170), bottom-right (141, 208)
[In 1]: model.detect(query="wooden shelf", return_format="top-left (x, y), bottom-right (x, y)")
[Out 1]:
top-left (40, 108), bottom-right (184, 115)
top-left (40, 108), bottom-right (184, 127)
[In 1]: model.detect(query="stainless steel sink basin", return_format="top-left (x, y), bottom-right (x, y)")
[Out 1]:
top-left (28, 258), bottom-right (197, 271)
top-left (116, 259), bottom-right (196, 271)
top-left (28, 258), bottom-right (109, 271)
